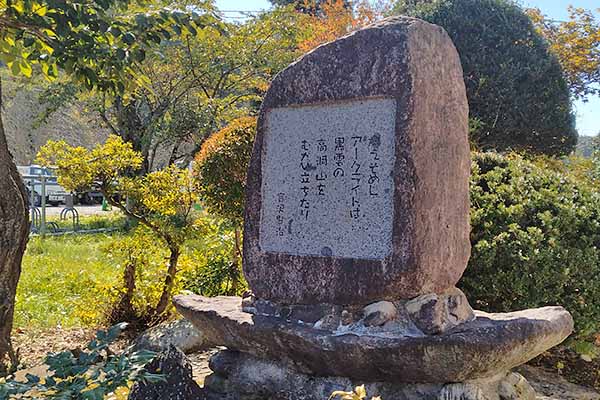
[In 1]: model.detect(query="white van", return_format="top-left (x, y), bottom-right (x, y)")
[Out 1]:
top-left (17, 165), bottom-right (69, 206)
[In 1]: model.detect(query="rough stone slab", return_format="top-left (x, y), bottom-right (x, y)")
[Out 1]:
top-left (174, 295), bottom-right (573, 384)
top-left (202, 350), bottom-right (535, 400)
top-left (243, 16), bottom-right (471, 305)
top-left (134, 318), bottom-right (204, 354)
top-left (127, 345), bottom-right (202, 400)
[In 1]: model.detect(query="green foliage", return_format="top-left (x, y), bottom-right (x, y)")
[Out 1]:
top-left (184, 255), bottom-right (240, 296)
top-left (0, 0), bottom-right (215, 91)
top-left (270, 0), bottom-right (351, 16)
top-left (183, 215), bottom-right (247, 297)
top-left (37, 135), bottom-right (199, 247)
top-left (0, 323), bottom-right (162, 400)
top-left (464, 152), bottom-right (600, 339)
top-left (391, 0), bottom-right (576, 156)
top-left (527, 6), bottom-right (600, 100)
top-left (17, 213), bottom-right (238, 329)
top-left (37, 135), bottom-right (200, 318)
top-left (96, 5), bottom-right (303, 171)
top-left (194, 117), bottom-right (257, 226)
top-left (102, 226), bottom-right (196, 323)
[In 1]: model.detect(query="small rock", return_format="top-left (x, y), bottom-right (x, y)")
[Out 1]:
top-left (314, 313), bottom-right (341, 331)
top-left (498, 372), bottom-right (536, 400)
top-left (363, 301), bottom-right (398, 327)
top-left (437, 382), bottom-right (489, 400)
top-left (406, 287), bottom-right (474, 334)
top-left (128, 345), bottom-right (202, 400)
top-left (340, 310), bottom-right (353, 326)
top-left (134, 318), bottom-right (204, 354)
top-left (245, 298), bottom-right (279, 317)
top-left (241, 293), bottom-right (257, 314)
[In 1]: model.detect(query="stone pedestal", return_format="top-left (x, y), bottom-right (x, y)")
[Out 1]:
top-left (174, 295), bottom-right (572, 399)
top-left (176, 15), bottom-right (574, 400)
top-left (201, 350), bottom-right (537, 400)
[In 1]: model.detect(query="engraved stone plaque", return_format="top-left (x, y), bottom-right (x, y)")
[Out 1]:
top-left (243, 17), bottom-right (471, 304)
top-left (259, 98), bottom-right (396, 260)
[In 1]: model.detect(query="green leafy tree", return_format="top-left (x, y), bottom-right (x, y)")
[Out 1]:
top-left (95, 6), bottom-right (303, 173)
top-left (0, 0), bottom-right (212, 373)
top-left (528, 6), bottom-right (600, 100)
top-left (270, 0), bottom-right (351, 16)
top-left (37, 136), bottom-right (199, 320)
top-left (390, 0), bottom-right (577, 156)
top-left (193, 117), bottom-right (257, 294)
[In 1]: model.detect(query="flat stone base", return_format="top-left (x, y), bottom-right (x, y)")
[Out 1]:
top-left (202, 350), bottom-right (536, 400)
top-left (173, 295), bottom-right (573, 383)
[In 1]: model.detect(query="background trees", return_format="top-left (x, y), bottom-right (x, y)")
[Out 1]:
top-left (528, 6), bottom-right (600, 100)
top-left (391, 0), bottom-right (577, 156)
top-left (84, 6), bottom-right (303, 173)
top-left (269, 0), bottom-right (351, 15)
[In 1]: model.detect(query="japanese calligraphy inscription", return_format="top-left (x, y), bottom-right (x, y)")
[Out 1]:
top-left (259, 98), bottom-right (396, 260)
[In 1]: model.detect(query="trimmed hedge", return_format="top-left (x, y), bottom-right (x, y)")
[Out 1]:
top-left (193, 117), bottom-right (257, 226)
top-left (464, 152), bottom-right (600, 338)
top-left (391, 0), bottom-right (577, 156)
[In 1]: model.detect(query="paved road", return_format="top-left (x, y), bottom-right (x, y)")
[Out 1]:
top-left (36, 205), bottom-right (117, 217)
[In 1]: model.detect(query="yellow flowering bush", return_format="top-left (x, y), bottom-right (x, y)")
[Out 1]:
top-left (37, 135), bottom-right (199, 320)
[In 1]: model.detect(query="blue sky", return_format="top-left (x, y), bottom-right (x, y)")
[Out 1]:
top-left (215, 0), bottom-right (599, 136)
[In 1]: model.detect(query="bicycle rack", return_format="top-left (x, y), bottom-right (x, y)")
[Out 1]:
top-left (30, 207), bottom-right (41, 233)
top-left (47, 221), bottom-right (60, 233)
top-left (60, 207), bottom-right (80, 231)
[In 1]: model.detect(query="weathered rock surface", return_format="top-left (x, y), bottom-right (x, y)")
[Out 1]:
top-left (185, 349), bottom-right (600, 400)
top-left (134, 318), bottom-right (204, 354)
top-left (243, 16), bottom-right (471, 305)
top-left (241, 288), bottom-right (474, 335)
top-left (127, 345), bottom-right (202, 400)
top-left (202, 350), bottom-right (536, 400)
top-left (517, 365), bottom-right (600, 400)
top-left (174, 295), bottom-right (573, 383)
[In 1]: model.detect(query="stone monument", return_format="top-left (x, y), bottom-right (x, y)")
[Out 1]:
top-left (175, 16), bottom-right (573, 400)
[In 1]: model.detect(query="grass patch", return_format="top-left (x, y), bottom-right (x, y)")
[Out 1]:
top-left (15, 233), bottom-right (122, 330)
top-left (44, 212), bottom-right (129, 232)
top-left (15, 212), bottom-right (238, 330)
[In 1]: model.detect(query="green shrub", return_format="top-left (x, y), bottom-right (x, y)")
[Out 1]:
top-left (391, 0), bottom-right (576, 156)
top-left (0, 324), bottom-right (162, 399)
top-left (183, 214), bottom-right (247, 297)
top-left (464, 152), bottom-right (600, 339)
top-left (193, 117), bottom-right (257, 226)
top-left (100, 227), bottom-right (195, 325)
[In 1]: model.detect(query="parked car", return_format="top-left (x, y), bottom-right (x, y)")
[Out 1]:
top-left (75, 182), bottom-right (104, 205)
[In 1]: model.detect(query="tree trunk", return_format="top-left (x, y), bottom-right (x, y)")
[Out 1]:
top-left (111, 256), bottom-right (137, 323)
top-left (114, 96), bottom-right (152, 174)
top-left (0, 76), bottom-right (29, 375)
top-left (228, 228), bottom-right (242, 295)
top-left (154, 244), bottom-right (180, 317)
